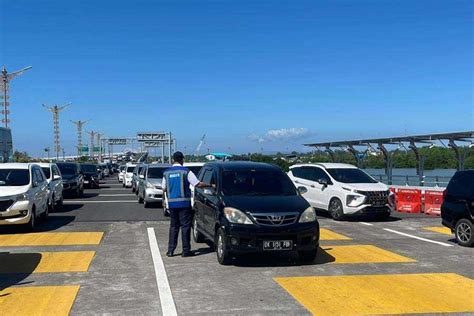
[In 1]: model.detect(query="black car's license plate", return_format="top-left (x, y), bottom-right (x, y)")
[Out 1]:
top-left (263, 240), bottom-right (293, 251)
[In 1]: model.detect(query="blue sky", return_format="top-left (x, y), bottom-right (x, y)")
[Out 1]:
top-left (1, 0), bottom-right (472, 156)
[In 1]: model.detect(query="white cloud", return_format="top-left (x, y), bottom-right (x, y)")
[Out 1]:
top-left (248, 128), bottom-right (313, 143)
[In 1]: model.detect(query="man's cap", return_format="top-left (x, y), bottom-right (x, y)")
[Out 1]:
top-left (173, 151), bottom-right (184, 161)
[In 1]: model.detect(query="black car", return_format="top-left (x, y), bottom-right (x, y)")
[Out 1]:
top-left (193, 162), bottom-right (320, 265)
top-left (441, 170), bottom-right (474, 247)
top-left (56, 162), bottom-right (84, 197)
top-left (80, 163), bottom-right (100, 188)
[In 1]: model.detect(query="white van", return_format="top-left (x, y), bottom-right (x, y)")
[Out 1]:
top-left (288, 163), bottom-right (394, 220)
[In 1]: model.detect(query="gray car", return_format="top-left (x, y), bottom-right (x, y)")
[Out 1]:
top-left (137, 164), bottom-right (171, 208)
top-left (132, 163), bottom-right (146, 194)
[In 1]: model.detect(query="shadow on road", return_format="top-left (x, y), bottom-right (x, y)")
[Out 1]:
top-left (0, 216), bottom-right (76, 234)
top-left (315, 209), bottom-right (401, 223)
top-left (228, 246), bottom-right (335, 267)
top-left (0, 252), bottom-right (41, 292)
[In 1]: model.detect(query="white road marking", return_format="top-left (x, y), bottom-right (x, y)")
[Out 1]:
top-left (360, 222), bottom-right (373, 226)
top-left (97, 188), bottom-right (128, 191)
top-left (147, 227), bottom-right (177, 316)
top-left (99, 194), bottom-right (136, 197)
top-left (383, 228), bottom-right (453, 247)
top-left (63, 200), bottom-right (137, 204)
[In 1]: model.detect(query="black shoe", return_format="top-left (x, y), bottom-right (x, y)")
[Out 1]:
top-left (166, 251), bottom-right (174, 257)
top-left (181, 251), bottom-right (195, 257)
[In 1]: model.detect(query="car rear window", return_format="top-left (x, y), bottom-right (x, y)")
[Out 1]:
top-left (0, 169), bottom-right (30, 186)
top-left (127, 167), bottom-right (135, 173)
top-left (447, 171), bottom-right (474, 197)
top-left (222, 169), bottom-right (297, 196)
top-left (147, 168), bottom-right (166, 179)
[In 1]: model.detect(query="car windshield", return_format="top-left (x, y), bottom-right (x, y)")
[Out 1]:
top-left (81, 164), bottom-right (97, 173)
top-left (57, 164), bottom-right (77, 175)
top-left (41, 167), bottom-right (51, 179)
top-left (326, 168), bottom-right (377, 183)
top-left (0, 169), bottom-right (30, 186)
top-left (126, 166), bottom-right (135, 173)
top-left (222, 169), bottom-right (297, 196)
top-left (137, 166), bottom-right (144, 174)
top-left (147, 168), bottom-right (166, 179)
top-left (120, 166), bottom-right (125, 171)
top-left (187, 166), bottom-right (202, 176)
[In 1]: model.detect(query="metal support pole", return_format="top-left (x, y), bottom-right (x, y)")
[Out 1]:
top-left (168, 132), bottom-right (172, 164)
top-left (43, 104), bottom-right (69, 161)
top-left (1, 66), bottom-right (32, 128)
top-left (347, 145), bottom-right (362, 168)
top-left (325, 145), bottom-right (336, 162)
top-left (448, 139), bottom-right (466, 171)
top-left (377, 143), bottom-right (393, 185)
top-left (161, 142), bottom-right (164, 163)
top-left (409, 140), bottom-right (426, 186)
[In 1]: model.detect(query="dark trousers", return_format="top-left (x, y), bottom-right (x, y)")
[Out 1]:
top-left (168, 207), bottom-right (193, 253)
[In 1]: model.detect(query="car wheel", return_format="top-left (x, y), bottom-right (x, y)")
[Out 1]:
top-left (138, 193), bottom-right (144, 204)
top-left (299, 249), bottom-right (318, 263)
top-left (329, 198), bottom-right (345, 221)
top-left (216, 228), bottom-right (231, 265)
top-left (192, 216), bottom-right (205, 243)
top-left (132, 186), bottom-right (136, 193)
top-left (455, 219), bottom-right (473, 247)
top-left (42, 200), bottom-right (50, 221)
top-left (144, 200), bottom-right (149, 208)
top-left (56, 195), bottom-right (64, 208)
top-left (26, 207), bottom-right (36, 231)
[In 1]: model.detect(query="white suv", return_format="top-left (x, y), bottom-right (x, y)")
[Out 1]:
top-left (0, 163), bottom-right (50, 229)
top-left (38, 162), bottom-right (64, 211)
top-left (288, 163), bottom-right (394, 220)
top-left (123, 163), bottom-right (136, 188)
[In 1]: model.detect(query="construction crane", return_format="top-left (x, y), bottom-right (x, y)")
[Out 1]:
top-left (195, 134), bottom-right (206, 156)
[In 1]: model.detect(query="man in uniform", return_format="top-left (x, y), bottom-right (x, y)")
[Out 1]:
top-left (162, 151), bottom-right (208, 257)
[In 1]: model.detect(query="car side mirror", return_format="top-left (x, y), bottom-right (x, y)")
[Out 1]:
top-left (203, 188), bottom-right (216, 196)
top-left (317, 178), bottom-right (329, 186)
top-left (297, 186), bottom-right (308, 195)
top-left (139, 175), bottom-right (145, 179)
top-left (53, 175), bottom-right (61, 180)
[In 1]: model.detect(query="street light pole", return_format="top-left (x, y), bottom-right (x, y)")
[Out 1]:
top-left (43, 103), bottom-right (70, 161)
top-left (1, 66), bottom-right (32, 128)
top-left (71, 120), bottom-right (89, 158)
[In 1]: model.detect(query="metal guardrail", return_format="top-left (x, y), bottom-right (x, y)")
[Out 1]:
top-left (370, 174), bottom-right (451, 188)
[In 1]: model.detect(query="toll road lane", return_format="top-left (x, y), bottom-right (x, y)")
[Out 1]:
top-left (148, 215), bottom-right (474, 315)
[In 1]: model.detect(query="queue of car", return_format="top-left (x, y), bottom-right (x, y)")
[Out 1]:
top-left (0, 161), bottom-right (115, 230)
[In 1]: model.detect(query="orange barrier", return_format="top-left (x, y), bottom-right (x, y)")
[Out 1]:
top-left (423, 190), bottom-right (444, 216)
top-left (395, 188), bottom-right (422, 213)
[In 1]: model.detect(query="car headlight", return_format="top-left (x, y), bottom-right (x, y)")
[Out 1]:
top-left (146, 182), bottom-right (155, 189)
top-left (223, 207), bottom-right (253, 225)
top-left (299, 207), bottom-right (316, 223)
top-left (346, 194), bottom-right (367, 207)
top-left (15, 193), bottom-right (28, 201)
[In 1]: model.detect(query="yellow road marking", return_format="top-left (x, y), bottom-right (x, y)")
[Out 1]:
top-left (423, 226), bottom-right (452, 235)
top-left (0, 232), bottom-right (103, 246)
top-left (275, 273), bottom-right (474, 316)
top-left (0, 285), bottom-right (79, 316)
top-left (317, 245), bottom-right (416, 264)
top-left (0, 251), bottom-right (95, 273)
top-left (319, 228), bottom-right (351, 240)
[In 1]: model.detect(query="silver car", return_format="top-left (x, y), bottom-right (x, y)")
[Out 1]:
top-left (137, 164), bottom-right (170, 208)
top-left (38, 162), bottom-right (64, 211)
top-left (132, 163), bottom-right (146, 194)
top-left (0, 163), bottom-right (50, 230)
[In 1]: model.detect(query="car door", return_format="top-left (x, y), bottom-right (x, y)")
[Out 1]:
top-left (139, 166), bottom-right (147, 195)
top-left (33, 167), bottom-right (48, 213)
top-left (291, 167), bottom-right (322, 208)
top-left (51, 165), bottom-right (61, 202)
top-left (194, 168), bottom-right (215, 235)
top-left (309, 167), bottom-right (334, 210)
top-left (54, 165), bottom-right (63, 200)
top-left (201, 168), bottom-right (219, 235)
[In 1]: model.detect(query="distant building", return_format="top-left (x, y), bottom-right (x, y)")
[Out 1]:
top-left (0, 128), bottom-right (13, 162)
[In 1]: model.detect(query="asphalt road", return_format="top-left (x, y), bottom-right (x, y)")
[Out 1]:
top-left (0, 176), bottom-right (473, 315)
